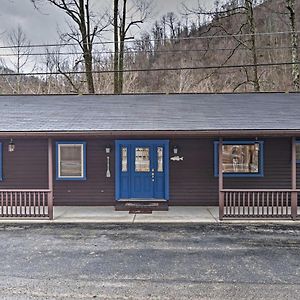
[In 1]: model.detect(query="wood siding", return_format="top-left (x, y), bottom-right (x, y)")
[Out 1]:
top-left (169, 138), bottom-right (293, 205)
top-left (0, 139), bottom-right (48, 189)
top-left (53, 139), bottom-right (115, 206)
top-left (169, 139), bottom-right (218, 205)
top-left (224, 139), bottom-right (292, 189)
top-left (0, 137), bottom-right (295, 206)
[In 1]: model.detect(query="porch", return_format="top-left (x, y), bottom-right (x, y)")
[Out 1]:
top-left (0, 206), bottom-right (300, 223)
top-left (218, 138), bottom-right (299, 220)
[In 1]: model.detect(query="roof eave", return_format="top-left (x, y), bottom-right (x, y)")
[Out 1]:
top-left (0, 129), bottom-right (300, 138)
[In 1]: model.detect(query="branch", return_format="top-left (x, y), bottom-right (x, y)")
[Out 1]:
top-left (181, 2), bottom-right (246, 17)
top-left (124, 20), bottom-right (143, 36)
top-left (47, 0), bottom-right (82, 26)
top-left (197, 42), bottom-right (244, 85)
top-left (57, 63), bottom-right (80, 93)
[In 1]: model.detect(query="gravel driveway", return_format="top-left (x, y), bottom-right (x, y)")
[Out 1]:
top-left (0, 223), bottom-right (299, 299)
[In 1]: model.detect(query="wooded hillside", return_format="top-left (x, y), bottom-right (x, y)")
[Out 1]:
top-left (0, 0), bottom-right (299, 94)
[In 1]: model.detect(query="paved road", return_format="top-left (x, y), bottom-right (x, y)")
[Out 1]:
top-left (0, 223), bottom-right (300, 299)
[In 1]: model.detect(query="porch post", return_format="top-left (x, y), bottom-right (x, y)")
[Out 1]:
top-left (219, 138), bottom-right (224, 220)
top-left (291, 137), bottom-right (297, 220)
top-left (48, 138), bottom-right (54, 220)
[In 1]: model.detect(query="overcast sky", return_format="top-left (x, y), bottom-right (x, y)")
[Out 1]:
top-left (0, 0), bottom-right (213, 72)
top-left (0, 0), bottom-right (210, 45)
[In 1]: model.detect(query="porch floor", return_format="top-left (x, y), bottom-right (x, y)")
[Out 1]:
top-left (0, 206), bottom-right (300, 223)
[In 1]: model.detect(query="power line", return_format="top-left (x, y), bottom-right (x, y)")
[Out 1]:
top-left (0, 45), bottom-right (297, 57)
top-left (0, 30), bottom-right (298, 50)
top-left (0, 61), bottom-right (298, 77)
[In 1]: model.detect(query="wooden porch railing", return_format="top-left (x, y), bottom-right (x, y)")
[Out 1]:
top-left (0, 190), bottom-right (52, 218)
top-left (220, 189), bottom-right (298, 219)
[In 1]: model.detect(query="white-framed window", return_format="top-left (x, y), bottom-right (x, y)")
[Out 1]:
top-left (56, 142), bottom-right (86, 180)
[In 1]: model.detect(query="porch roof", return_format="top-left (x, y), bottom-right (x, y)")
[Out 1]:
top-left (0, 93), bottom-right (300, 134)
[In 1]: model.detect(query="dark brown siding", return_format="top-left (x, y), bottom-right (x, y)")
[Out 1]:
top-left (224, 138), bottom-right (292, 189)
top-left (0, 137), bottom-right (295, 206)
top-left (0, 139), bottom-right (48, 189)
top-left (169, 139), bottom-right (218, 205)
top-left (169, 138), bottom-right (293, 206)
top-left (53, 139), bottom-right (115, 206)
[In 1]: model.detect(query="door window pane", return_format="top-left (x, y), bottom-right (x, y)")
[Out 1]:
top-left (157, 147), bottom-right (163, 172)
top-left (135, 147), bottom-right (150, 172)
top-left (122, 147), bottom-right (128, 172)
top-left (59, 144), bottom-right (83, 177)
top-left (222, 144), bottom-right (259, 173)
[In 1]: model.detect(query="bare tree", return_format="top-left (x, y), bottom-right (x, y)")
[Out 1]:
top-left (7, 26), bottom-right (34, 74)
top-left (113, 0), bottom-right (151, 94)
top-left (165, 12), bottom-right (178, 40)
top-left (245, 0), bottom-right (260, 91)
top-left (5, 25), bottom-right (35, 93)
top-left (286, 0), bottom-right (299, 91)
top-left (31, 0), bottom-right (109, 94)
top-left (114, 0), bottom-right (119, 94)
top-left (182, 0), bottom-right (261, 92)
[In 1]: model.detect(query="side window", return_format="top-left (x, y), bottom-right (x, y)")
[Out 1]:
top-left (121, 147), bottom-right (128, 172)
top-left (0, 143), bottom-right (2, 181)
top-left (157, 147), bottom-right (163, 172)
top-left (56, 142), bottom-right (86, 180)
top-left (296, 142), bottom-right (300, 162)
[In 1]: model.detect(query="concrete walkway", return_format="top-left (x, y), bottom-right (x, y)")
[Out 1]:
top-left (0, 206), bottom-right (219, 223)
top-left (53, 206), bottom-right (220, 223)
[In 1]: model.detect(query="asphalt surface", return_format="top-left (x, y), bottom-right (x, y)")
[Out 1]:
top-left (0, 223), bottom-right (300, 300)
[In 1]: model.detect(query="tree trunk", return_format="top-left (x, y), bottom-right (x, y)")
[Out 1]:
top-left (17, 47), bottom-right (21, 93)
top-left (114, 0), bottom-right (119, 94)
top-left (245, 0), bottom-right (260, 92)
top-left (118, 0), bottom-right (127, 94)
top-left (287, 0), bottom-right (299, 91)
top-left (79, 0), bottom-right (95, 94)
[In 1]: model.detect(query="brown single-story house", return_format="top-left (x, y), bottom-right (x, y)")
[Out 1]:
top-left (0, 93), bottom-right (299, 220)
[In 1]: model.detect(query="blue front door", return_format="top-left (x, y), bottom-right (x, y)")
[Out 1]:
top-left (116, 140), bottom-right (169, 200)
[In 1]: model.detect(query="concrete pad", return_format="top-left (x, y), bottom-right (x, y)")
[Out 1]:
top-left (207, 206), bottom-right (219, 221)
top-left (133, 206), bottom-right (218, 223)
top-left (0, 219), bottom-right (51, 224)
top-left (53, 206), bottom-right (135, 223)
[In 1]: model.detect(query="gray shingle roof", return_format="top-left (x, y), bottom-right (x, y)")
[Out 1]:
top-left (0, 93), bottom-right (299, 132)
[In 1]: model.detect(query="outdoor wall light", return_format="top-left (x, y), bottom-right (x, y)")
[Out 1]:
top-left (173, 146), bottom-right (178, 155)
top-left (8, 139), bottom-right (15, 152)
top-left (105, 146), bottom-right (111, 154)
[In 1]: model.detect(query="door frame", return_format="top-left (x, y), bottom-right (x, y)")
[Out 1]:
top-left (115, 140), bottom-right (169, 201)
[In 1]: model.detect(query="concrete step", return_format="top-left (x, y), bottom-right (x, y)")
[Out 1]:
top-left (115, 201), bottom-right (169, 212)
